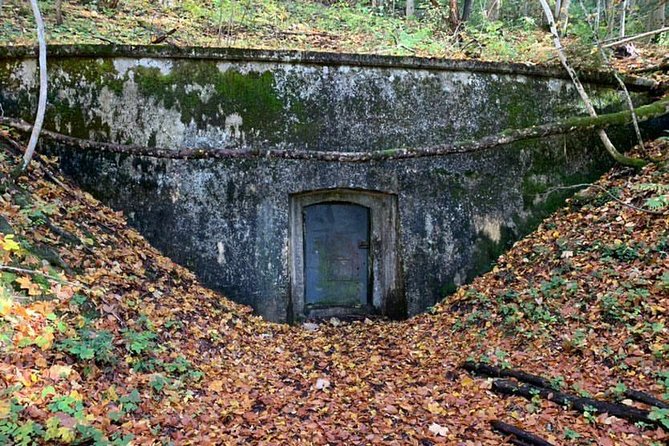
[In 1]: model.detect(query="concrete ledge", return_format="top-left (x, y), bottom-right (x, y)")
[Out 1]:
top-left (0, 44), bottom-right (657, 91)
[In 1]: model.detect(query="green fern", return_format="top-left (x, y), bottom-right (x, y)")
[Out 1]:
top-left (631, 183), bottom-right (669, 212)
top-left (646, 195), bottom-right (669, 211)
top-left (633, 183), bottom-right (669, 193)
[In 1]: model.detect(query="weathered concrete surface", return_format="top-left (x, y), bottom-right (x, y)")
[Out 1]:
top-left (0, 45), bottom-right (663, 322)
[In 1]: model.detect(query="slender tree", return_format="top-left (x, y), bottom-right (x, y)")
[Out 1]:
top-left (538, 0), bottom-right (645, 168)
top-left (23, 0), bottom-right (48, 171)
top-left (461, 0), bottom-right (473, 21)
top-left (406, 0), bottom-right (415, 17)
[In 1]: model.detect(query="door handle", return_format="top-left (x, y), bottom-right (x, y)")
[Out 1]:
top-left (358, 241), bottom-right (369, 249)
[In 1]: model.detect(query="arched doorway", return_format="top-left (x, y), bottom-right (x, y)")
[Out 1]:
top-left (289, 189), bottom-right (405, 321)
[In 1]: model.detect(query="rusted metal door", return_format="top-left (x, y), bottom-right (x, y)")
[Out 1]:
top-left (304, 203), bottom-right (370, 307)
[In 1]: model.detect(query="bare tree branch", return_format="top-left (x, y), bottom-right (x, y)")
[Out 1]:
top-left (601, 25), bottom-right (669, 48)
top-left (23, 0), bottom-right (48, 171)
top-left (0, 265), bottom-right (83, 287)
top-left (539, 0), bottom-right (645, 168)
top-left (578, 1), bottom-right (644, 150)
top-left (1, 97), bottom-right (667, 162)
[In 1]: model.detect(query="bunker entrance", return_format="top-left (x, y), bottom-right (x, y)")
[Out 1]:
top-left (290, 189), bottom-right (405, 321)
top-left (304, 203), bottom-right (371, 309)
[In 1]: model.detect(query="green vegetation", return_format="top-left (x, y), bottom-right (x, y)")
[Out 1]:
top-left (1, 0), bottom-right (666, 65)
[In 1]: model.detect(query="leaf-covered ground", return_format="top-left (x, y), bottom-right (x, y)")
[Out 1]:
top-left (0, 137), bottom-right (668, 445)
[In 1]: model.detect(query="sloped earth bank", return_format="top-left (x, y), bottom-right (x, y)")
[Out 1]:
top-left (0, 137), bottom-right (668, 445)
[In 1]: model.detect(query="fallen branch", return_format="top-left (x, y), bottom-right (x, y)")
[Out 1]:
top-left (490, 420), bottom-right (555, 446)
top-left (543, 183), bottom-right (668, 216)
top-left (601, 26), bottom-right (669, 49)
top-left (151, 28), bottom-right (177, 45)
top-left (466, 361), bottom-right (669, 411)
top-left (463, 361), bottom-right (554, 389)
top-left (1, 97), bottom-right (667, 163)
top-left (94, 35), bottom-right (117, 45)
top-left (624, 390), bottom-right (669, 409)
top-left (0, 264), bottom-right (81, 287)
top-left (491, 379), bottom-right (662, 429)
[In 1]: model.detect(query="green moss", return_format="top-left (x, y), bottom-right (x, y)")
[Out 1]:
top-left (132, 61), bottom-right (289, 140)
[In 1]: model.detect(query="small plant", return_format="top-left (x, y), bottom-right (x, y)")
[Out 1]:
top-left (109, 389), bottom-right (142, 422)
top-left (149, 374), bottom-right (168, 393)
top-left (649, 408), bottom-right (669, 429)
top-left (582, 404), bottom-right (597, 423)
top-left (563, 427), bottom-right (581, 440)
top-left (123, 329), bottom-right (157, 355)
top-left (57, 329), bottom-right (115, 364)
top-left (632, 183), bottom-right (669, 212)
top-left (612, 382), bottom-right (627, 396)
top-left (47, 394), bottom-right (84, 417)
top-left (548, 375), bottom-right (565, 390)
top-left (494, 348), bottom-right (511, 369)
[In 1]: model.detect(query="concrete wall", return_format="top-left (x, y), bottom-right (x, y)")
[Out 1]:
top-left (0, 46), bottom-right (660, 322)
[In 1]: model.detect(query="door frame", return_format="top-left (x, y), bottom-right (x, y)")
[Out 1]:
top-left (289, 189), bottom-right (405, 321)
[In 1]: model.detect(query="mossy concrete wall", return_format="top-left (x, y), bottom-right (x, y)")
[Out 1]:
top-left (0, 46), bottom-right (661, 322)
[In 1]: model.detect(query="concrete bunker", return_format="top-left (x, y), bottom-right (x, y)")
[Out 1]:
top-left (289, 189), bottom-right (403, 320)
top-left (1, 45), bottom-right (666, 323)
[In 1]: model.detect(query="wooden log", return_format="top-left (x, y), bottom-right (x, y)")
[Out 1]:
top-left (463, 361), bottom-right (669, 409)
top-left (462, 361), bottom-right (555, 390)
top-left (490, 420), bottom-right (555, 446)
top-left (624, 390), bottom-right (669, 409)
top-left (491, 379), bottom-right (664, 430)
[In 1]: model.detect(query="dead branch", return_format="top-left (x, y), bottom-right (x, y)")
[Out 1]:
top-left (491, 379), bottom-right (663, 429)
top-left (94, 35), bottom-right (116, 45)
top-left (490, 420), bottom-right (555, 446)
top-left (151, 28), bottom-right (178, 45)
top-left (23, 0), bottom-right (48, 171)
top-left (1, 97), bottom-right (667, 163)
top-left (624, 390), bottom-right (669, 409)
top-left (0, 264), bottom-right (81, 287)
top-left (463, 361), bottom-right (555, 389)
top-left (538, 0), bottom-right (645, 168)
top-left (543, 183), bottom-right (668, 216)
top-left (601, 26), bottom-right (669, 49)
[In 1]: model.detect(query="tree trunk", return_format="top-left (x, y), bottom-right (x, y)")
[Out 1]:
top-left (490, 421), bottom-right (555, 446)
top-left (620, 0), bottom-right (628, 37)
top-left (461, 0), bottom-right (473, 21)
top-left (406, 0), bottom-right (415, 17)
top-left (646, 0), bottom-right (666, 41)
top-left (557, 0), bottom-right (571, 35)
top-left (486, 0), bottom-right (501, 21)
top-left (23, 0), bottom-right (48, 171)
top-left (55, 0), bottom-right (63, 25)
top-left (491, 380), bottom-right (666, 430)
top-left (447, 0), bottom-right (460, 28)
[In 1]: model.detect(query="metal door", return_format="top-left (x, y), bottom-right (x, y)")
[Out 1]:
top-left (304, 203), bottom-right (370, 307)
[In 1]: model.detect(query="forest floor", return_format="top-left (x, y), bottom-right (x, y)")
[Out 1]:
top-left (1, 0), bottom-right (668, 68)
top-left (1, 131), bottom-right (668, 445)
